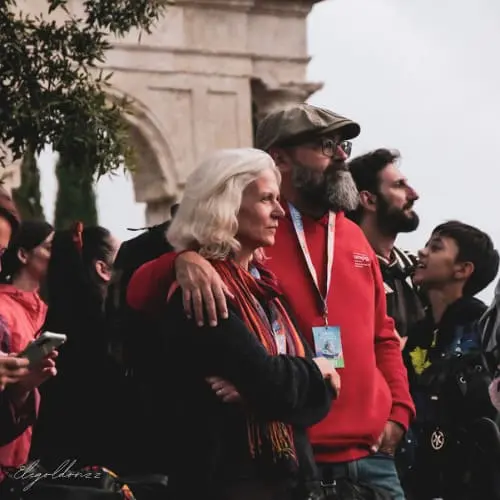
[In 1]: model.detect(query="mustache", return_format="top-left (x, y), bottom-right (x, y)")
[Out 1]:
top-left (290, 160), bottom-right (359, 212)
top-left (326, 159), bottom-right (348, 174)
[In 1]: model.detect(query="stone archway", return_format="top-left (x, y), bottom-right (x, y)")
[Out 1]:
top-left (125, 122), bottom-right (175, 226)
top-left (111, 90), bottom-right (180, 226)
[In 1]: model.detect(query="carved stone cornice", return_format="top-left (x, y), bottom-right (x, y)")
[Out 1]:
top-left (252, 0), bottom-right (322, 17)
top-left (252, 78), bottom-right (323, 119)
top-left (173, 0), bottom-right (254, 12)
top-left (174, 0), bottom-right (322, 16)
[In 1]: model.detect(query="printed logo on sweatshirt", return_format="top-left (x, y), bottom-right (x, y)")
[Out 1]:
top-left (353, 252), bottom-right (371, 268)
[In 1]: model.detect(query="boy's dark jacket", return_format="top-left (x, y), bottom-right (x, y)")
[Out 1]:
top-left (402, 296), bottom-right (500, 498)
top-left (404, 295), bottom-right (494, 423)
top-left (405, 296), bottom-right (487, 382)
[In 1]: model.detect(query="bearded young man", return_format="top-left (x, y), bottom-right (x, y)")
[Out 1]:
top-left (347, 149), bottom-right (426, 342)
top-left (126, 104), bottom-right (414, 499)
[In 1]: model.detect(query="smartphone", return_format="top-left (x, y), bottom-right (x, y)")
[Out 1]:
top-left (17, 332), bottom-right (67, 365)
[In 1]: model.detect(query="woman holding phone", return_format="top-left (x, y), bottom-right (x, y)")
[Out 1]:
top-left (0, 220), bottom-right (57, 471)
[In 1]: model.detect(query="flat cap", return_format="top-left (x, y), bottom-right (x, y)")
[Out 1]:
top-left (255, 103), bottom-right (361, 151)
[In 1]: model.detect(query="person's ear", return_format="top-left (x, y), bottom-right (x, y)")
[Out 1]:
top-left (268, 147), bottom-right (290, 172)
top-left (358, 191), bottom-right (377, 213)
top-left (454, 261), bottom-right (474, 282)
top-left (95, 260), bottom-right (112, 282)
top-left (16, 248), bottom-right (29, 265)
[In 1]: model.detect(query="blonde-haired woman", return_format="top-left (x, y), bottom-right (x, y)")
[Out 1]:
top-left (164, 148), bottom-right (338, 500)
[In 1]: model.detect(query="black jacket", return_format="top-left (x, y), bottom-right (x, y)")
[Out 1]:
top-left (403, 296), bottom-right (499, 499)
top-left (378, 247), bottom-right (426, 339)
top-left (404, 296), bottom-right (488, 386)
top-left (163, 289), bottom-right (333, 500)
top-left (30, 307), bottom-right (131, 474)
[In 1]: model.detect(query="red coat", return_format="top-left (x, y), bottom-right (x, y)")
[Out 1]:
top-left (0, 285), bottom-right (46, 470)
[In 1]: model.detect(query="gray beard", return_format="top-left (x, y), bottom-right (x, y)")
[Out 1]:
top-left (291, 161), bottom-right (359, 213)
top-left (325, 169), bottom-right (360, 212)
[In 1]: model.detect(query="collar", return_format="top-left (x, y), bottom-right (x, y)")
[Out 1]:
top-left (377, 251), bottom-right (397, 267)
top-left (283, 200), bottom-right (344, 226)
top-left (377, 248), bottom-right (415, 283)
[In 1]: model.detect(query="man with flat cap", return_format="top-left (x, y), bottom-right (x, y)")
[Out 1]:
top-left (127, 103), bottom-right (414, 499)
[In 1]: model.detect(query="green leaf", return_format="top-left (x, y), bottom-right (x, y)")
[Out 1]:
top-left (0, 0), bottom-right (168, 177)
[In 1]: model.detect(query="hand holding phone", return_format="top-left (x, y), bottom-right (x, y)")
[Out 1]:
top-left (0, 353), bottom-right (30, 390)
top-left (17, 332), bottom-right (67, 365)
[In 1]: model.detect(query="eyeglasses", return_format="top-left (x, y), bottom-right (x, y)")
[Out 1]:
top-left (318, 138), bottom-right (352, 158)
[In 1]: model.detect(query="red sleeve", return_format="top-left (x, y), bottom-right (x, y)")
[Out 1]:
top-left (371, 254), bottom-right (415, 431)
top-left (126, 251), bottom-right (178, 314)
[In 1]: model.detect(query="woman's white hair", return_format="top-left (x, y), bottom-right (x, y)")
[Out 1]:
top-left (167, 148), bottom-right (280, 260)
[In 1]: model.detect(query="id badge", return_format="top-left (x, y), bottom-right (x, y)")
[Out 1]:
top-left (272, 320), bottom-right (286, 354)
top-left (312, 326), bottom-right (344, 368)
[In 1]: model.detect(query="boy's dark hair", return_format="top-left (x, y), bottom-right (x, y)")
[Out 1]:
top-left (347, 148), bottom-right (400, 223)
top-left (433, 220), bottom-right (499, 297)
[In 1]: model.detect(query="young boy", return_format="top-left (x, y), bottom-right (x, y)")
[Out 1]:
top-left (403, 220), bottom-right (500, 500)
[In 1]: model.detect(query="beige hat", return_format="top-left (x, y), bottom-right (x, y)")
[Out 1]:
top-left (255, 103), bottom-right (360, 151)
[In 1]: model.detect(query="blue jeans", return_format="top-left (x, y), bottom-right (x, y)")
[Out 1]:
top-left (318, 452), bottom-right (405, 500)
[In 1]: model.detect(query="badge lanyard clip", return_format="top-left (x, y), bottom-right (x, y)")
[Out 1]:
top-left (288, 203), bottom-right (335, 325)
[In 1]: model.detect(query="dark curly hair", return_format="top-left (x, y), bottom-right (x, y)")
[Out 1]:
top-left (346, 148), bottom-right (401, 223)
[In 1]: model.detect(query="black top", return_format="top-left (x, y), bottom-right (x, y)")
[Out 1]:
top-left (378, 247), bottom-right (426, 338)
top-left (404, 296), bottom-right (488, 386)
top-left (163, 289), bottom-right (333, 499)
top-left (30, 309), bottom-right (131, 473)
top-left (402, 296), bottom-right (498, 499)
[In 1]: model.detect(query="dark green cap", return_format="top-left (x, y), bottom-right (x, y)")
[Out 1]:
top-left (255, 103), bottom-right (361, 151)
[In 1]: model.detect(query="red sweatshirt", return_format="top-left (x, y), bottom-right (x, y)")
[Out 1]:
top-left (127, 208), bottom-right (415, 463)
top-left (0, 285), bottom-right (46, 470)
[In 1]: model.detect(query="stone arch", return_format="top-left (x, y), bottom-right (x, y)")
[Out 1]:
top-left (107, 88), bottom-right (179, 225)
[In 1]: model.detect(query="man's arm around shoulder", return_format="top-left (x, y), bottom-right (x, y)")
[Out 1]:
top-left (127, 252), bottom-right (178, 314)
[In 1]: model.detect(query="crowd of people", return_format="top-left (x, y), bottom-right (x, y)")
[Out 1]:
top-left (0, 102), bottom-right (499, 500)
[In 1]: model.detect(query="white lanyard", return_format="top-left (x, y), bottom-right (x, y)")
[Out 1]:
top-left (288, 203), bottom-right (336, 324)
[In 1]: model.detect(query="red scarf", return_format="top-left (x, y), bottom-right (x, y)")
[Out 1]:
top-left (211, 260), bottom-right (306, 464)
